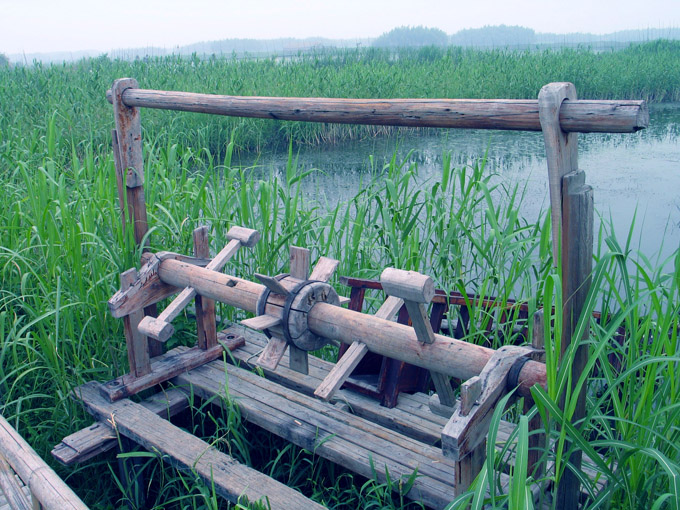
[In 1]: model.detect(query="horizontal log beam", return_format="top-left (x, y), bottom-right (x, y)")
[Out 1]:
top-left (0, 415), bottom-right (88, 510)
top-left (106, 87), bottom-right (648, 134)
top-left (157, 259), bottom-right (545, 398)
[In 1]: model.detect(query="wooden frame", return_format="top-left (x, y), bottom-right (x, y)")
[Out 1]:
top-left (93, 80), bottom-right (647, 507)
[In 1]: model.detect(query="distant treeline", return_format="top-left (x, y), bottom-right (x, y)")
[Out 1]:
top-left (2, 41), bottom-right (678, 153)
top-left (7, 24), bottom-right (680, 64)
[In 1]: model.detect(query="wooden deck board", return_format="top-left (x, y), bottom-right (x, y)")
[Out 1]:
top-left (173, 358), bottom-right (460, 509)
top-left (72, 382), bottom-right (324, 510)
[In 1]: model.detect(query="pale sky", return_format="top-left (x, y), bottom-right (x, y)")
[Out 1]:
top-left (1, 0), bottom-right (678, 55)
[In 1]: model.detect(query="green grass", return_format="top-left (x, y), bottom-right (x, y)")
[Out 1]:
top-left (0, 42), bottom-right (678, 509)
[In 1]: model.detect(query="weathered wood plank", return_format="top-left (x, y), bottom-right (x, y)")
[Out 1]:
top-left (308, 257), bottom-right (339, 282)
top-left (121, 269), bottom-right (151, 377)
top-left (0, 415), bottom-right (88, 510)
top-left (52, 388), bottom-right (189, 466)
top-left (256, 336), bottom-right (288, 370)
top-left (99, 333), bottom-right (244, 401)
top-left (73, 382), bottom-right (323, 509)
top-left (314, 295), bottom-right (403, 401)
top-left (254, 273), bottom-right (289, 296)
top-left (193, 226), bottom-right (217, 350)
top-left (240, 314), bottom-right (281, 331)
top-left (107, 88), bottom-right (649, 134)
top-left (555, 170), bottom-right (594, 509)
top-left (174, 362), bottom-right (458, 509)
top-left (0, 455), bottom-right (31, 510)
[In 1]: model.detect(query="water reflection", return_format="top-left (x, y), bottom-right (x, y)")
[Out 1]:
top-left (236, 104), bottom-right (680, 262)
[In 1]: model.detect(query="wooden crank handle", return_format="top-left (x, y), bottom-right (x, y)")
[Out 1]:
top-left (136, 226), bottom-right (261, 342)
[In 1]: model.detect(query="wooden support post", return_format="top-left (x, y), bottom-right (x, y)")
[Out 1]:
top-left (557, 170), bottom-right (593, 508)
top-left (112, 78), bottom-right (163, 358)
top-left (111, 78), bottom-right (148, 249)
top-left (289, 246), bottom-right (311, 374)
top-left (194, 226), bottom-right (217, 350)
top-left (539, 83), bottom-right (593, 509)
top-left (454, 439), bottom-right (486, 497)
top-left (111, 129), bottom-right (127, 233)
top-left (381, 268), bottom-right (456, 407)
top-left (120, 269), bottom-right (151, 378)
top-left (526, 310), bottom-right (546, 479)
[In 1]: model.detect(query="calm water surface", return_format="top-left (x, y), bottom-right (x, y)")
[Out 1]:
top-left (238, 104), bottom-right (680, 263)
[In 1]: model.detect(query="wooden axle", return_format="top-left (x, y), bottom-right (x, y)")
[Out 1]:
top-left (106, 86), bottom-right (649, 134)
top-left (130, 257), bottom-right (546, 398)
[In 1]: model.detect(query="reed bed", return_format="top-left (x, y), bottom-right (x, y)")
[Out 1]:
top-left (0, 42), bottom-right (678, 508)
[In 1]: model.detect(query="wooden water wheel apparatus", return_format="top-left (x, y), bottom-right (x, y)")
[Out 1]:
top-left (51, 79), bottom-right (648, 509)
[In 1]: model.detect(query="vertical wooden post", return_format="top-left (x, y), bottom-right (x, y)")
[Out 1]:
top-left (289, 246), bottom-right (311, 374)
top-left (111, 78), bottom-right (148, 249)
top-left (557, 170), bottom-right (593, 508)
top-left (454, 439), bottom-right (486, 496)
top-left (120, 269), bottom-right (151, 377)
top-left (194, 226), bottom-right (217, 350)
top-left (526, 310), bottom-right (546, 478)
top-left (539, 83), bottom-right (593, 508)
top-left (112, 78), bottom-right (163, 358)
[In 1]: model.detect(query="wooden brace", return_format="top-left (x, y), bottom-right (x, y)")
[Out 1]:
top-left (441, 345), bottom-right (534, 461)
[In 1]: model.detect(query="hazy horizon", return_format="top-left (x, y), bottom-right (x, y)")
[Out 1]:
top-left (2, 0), bottom-right (678, 56)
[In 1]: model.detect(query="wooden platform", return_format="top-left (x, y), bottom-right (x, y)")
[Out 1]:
top-left (171, 325), bottom-right (514, 509)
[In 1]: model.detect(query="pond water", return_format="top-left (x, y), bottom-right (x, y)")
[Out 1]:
top-left (236, 104), bottom-right (680, 264)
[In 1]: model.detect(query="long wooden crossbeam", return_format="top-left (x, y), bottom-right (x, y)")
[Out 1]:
top-left (106, 87), bottom-right (648, 134)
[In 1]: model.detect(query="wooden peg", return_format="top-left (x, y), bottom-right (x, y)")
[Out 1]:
top-left (226, 225), bottom-right (260, 248)
top-left (380, 268), bottom-right (435, 344)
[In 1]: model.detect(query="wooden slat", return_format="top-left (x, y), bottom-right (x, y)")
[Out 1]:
top-left (0, 455), bottom-right (31, 510)
top-left (254, 273), bottom-right (289, 296)
top-left (308, 257), bottom-right (339, 282)
top-left (256, 336), bottom-right (288, 370)
top-left (106, 88), bottom-right (649, 134)
top-left (315, 296), bottom-right (403, 401)
top-left (52, 388), bottom-right (189, 466)
top-left (99, 333), bottom-right (244, 401)
top-left (289, 246), bottom-right (311, 374)
top-left (73, 382), bottom-right (323, 510)
top-left (174, 362), bottom-right (458, 509)
top-left (193, 226), bottom-right (217, 350)
top-left (240, 314), bottom-right (281, 331)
